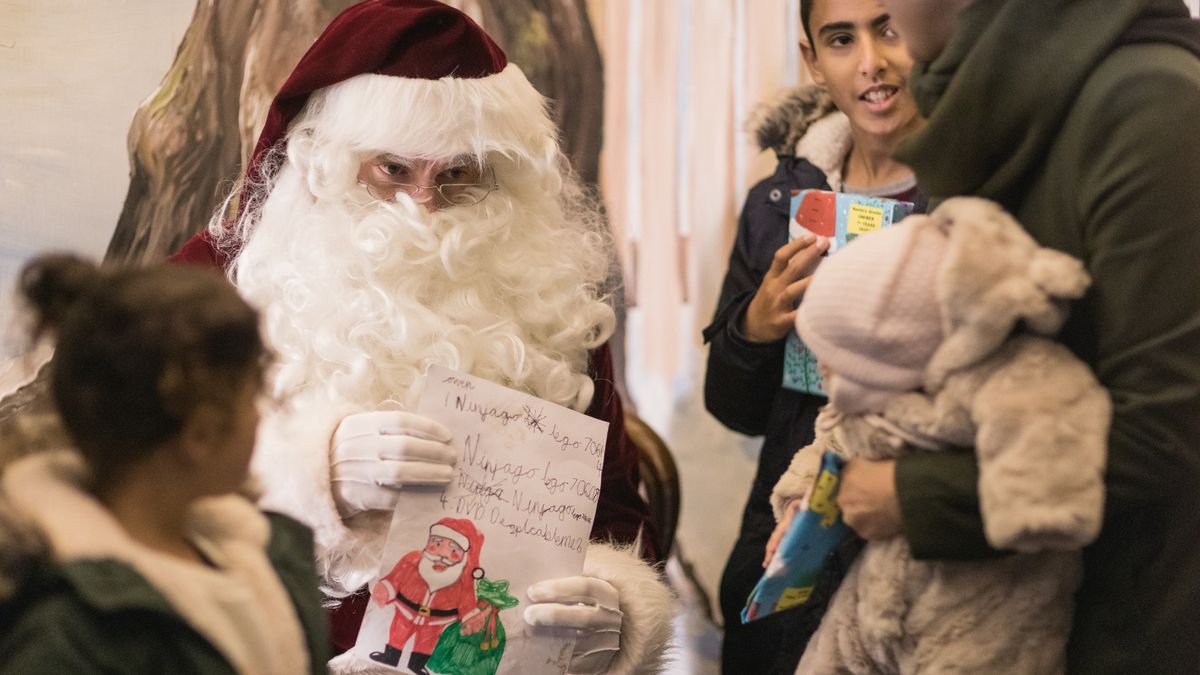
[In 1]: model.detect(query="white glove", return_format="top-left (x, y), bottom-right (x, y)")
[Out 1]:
top-left (329, 410), bottom-right (456, 517)
top-left (524, 576), bottom-right (623, 674)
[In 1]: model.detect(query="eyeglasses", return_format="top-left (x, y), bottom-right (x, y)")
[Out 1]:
top-left (358, 156), bottom-right (499, 208)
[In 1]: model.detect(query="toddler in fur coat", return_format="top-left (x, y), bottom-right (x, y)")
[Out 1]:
top-left (770, 198), bottom-right (1111, 674)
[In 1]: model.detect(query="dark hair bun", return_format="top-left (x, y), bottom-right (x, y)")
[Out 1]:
top-left (20, 254), bottom-right (102, 336)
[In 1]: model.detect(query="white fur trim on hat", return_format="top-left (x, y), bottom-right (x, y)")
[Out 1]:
top-left (429, 523), bottom-right (470, 551)
top-left (300, 63), bottom-right (558, 169)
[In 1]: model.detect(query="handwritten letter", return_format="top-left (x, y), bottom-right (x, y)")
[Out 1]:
top-left (353, 366), bottom-right (608, 674)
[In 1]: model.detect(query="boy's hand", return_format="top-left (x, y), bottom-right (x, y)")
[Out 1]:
top-left (742, 234), bottom-right (829, 343)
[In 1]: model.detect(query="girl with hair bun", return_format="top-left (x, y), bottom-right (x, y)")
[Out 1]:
top-left (0, 255), bottom-right (329, 674)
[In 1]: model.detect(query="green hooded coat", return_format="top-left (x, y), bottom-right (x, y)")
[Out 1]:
top-left (892, 1), bottom-right (1200, 672)
top-left (0, 509), bottom-right (330, 674)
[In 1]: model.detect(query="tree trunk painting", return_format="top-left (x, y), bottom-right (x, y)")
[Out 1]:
top-left (104, 0), bottom-right (605, 265)
top-left (2, 0), bottom-right (607, 421)
top-left (475, 0), bottom-right (605, 185)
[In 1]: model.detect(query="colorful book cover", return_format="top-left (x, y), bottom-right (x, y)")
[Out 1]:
top-left (741, 451), bottom-right (849, 623)
top-left (782, 190), bottom-right (917, 394)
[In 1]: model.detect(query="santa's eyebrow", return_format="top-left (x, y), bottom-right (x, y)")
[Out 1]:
top-left (439, 154), bottom-right (480, 169)
top-left (372, 153), bottom-right (413, 167)
top-left (373, 153), bottom-right (478, 168)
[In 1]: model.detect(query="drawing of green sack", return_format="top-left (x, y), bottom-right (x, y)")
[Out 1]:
top-left (427, 576), bottom-right (521, 675)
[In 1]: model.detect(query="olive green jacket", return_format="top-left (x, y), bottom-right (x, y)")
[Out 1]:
top-left (893, 0), bottom-right (1200, 672)
top-left (0, 504), bottom-right (330, 674)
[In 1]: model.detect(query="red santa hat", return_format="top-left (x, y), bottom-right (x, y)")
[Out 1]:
top-left (172, 0), bottom-right (552, 269)
top-left (244, 0), bottom-right (505, 195)
top-left (429, 517), bottom-right (485, 574)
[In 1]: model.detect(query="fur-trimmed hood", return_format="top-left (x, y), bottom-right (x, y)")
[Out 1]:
top-left (748, 84), bottom-right (852, 190)
top-left (750, 84), bottom-right (839, 155)
top-left (0, 451), bottom-right (312, 674)
top-left (0, 492), bottom-right (47, 602)
top-left (0, 412), bottom-right (69, 601)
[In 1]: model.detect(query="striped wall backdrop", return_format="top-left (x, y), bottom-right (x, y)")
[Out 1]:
top-left (585, 0), bottom-right (1200, 607)
top-left (588, 0), bottom-right (810, 605)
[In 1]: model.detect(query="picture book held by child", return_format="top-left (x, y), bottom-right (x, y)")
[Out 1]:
top-left (769, 198), bottom-right (1110, 674)
top-left (741, 450), bottom-right (849, 623)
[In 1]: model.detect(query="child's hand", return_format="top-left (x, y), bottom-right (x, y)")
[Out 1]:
top-left (742, 235), bottom-right (830, 343)
top-left (763, 496), bottom-right (807, 568)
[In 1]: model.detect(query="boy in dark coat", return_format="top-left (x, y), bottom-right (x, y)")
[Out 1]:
top-left (703, 1), bottom-right (926, 671)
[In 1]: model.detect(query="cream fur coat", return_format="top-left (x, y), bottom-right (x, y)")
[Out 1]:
top-left (772, 198), bottom-right (1111, 674)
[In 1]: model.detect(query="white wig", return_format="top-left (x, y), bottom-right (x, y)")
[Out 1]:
top-left (218, 64), bottom-right (616, 416)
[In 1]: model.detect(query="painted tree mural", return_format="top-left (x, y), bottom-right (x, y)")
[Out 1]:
top-left (106, 0), bottom-right (605, 264)
top-left (1, 0), bottom-right (608, 422)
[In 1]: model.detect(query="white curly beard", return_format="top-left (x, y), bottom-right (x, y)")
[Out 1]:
top-left (418, 552), bottom-right (466, 592)
top-left (228, 153), bottom-right (614, 418)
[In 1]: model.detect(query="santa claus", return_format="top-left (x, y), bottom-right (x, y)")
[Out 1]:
top-left (171, 1), bottom-right (674, 673)
top-left (370, 518), bottom-right (487, 673)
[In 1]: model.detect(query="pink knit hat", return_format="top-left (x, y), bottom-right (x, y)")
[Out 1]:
top-left (795, 217), bottom-right (947, 413)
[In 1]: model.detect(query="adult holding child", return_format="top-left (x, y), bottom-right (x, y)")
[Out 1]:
top-left (703, 0), bottom-right (926, 671)
top-left (834, 0), bottom-right (1200, 671)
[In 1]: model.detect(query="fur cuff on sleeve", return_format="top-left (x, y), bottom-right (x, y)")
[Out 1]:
top-left (771, 441), bottom-right (823, 522)
top-left (252, 403), bottom-right (391, 597)
top-left (583, 542), bottom-right (676, 674)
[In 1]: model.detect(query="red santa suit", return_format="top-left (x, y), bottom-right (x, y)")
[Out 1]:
top-left (168, 4), bottom-right (657, 572)
top-left (377, 518), bottom-right (484, 656)
top-left (170, 2), bottom-right (674, 672)
top-left (381, 550), bottom-right (476, 653)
